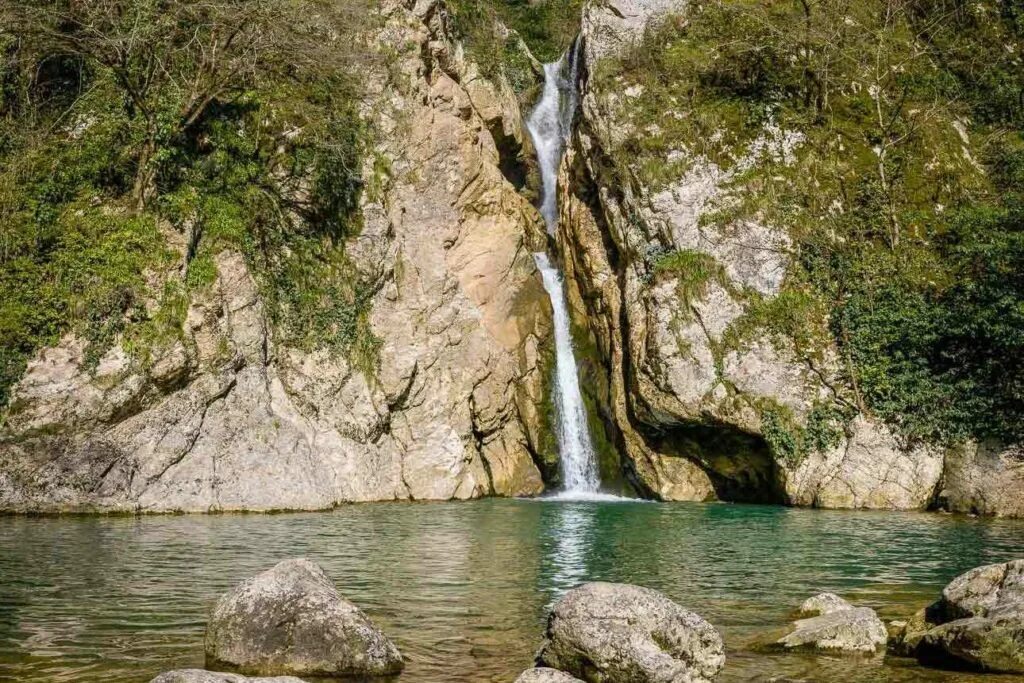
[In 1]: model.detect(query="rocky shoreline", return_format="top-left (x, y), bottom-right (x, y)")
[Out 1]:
top-left (149, 557), bottom-right (1024, 682)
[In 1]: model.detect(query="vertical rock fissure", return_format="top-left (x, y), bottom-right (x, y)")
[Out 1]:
top-left (527, 39), bottom-right (602, 496)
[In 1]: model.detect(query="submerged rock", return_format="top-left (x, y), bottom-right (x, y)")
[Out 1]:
top-left (150, 672), bottom-right (305, 683)
top-left (515, 668), bottom-right (585, 683)
top-left (887, 607), bottom-right (934, 657)
top-left (204, 558), bottom-right (402, 678)
top-left (775, 593), bottom-right (886, 654)
top-left (911, 559), bottom-right (1024, 673)
top-left (798, 592), bottom-right (852, 617)
top-left (777, 607), bottom-right (888, 654)
top-left (536, 582), bottom-right (725, 683)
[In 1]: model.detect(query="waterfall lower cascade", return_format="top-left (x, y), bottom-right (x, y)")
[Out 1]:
top-left (527, 42), bottom-right (601, 496)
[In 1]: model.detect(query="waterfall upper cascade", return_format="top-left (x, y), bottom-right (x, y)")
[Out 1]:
top-left (527, 42), bottom-right (603, 497)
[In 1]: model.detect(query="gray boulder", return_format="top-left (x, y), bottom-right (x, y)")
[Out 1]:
top-left (798, 592), bottom-right (852, 617)
top-left (204, 558), bottom-right (402, 678)
top-left (939, 558), bottom-right (1024, 621)
top-left (536, 582), bottom-right (725, 683)
top-left (150, 672), bottom-right (305, 683)
top-left (777, 607), bottom-right (888, 653)
top-left (515, 668), bottom-right (586, 683)
top-left (912, 560), bottom-right (1024, 673)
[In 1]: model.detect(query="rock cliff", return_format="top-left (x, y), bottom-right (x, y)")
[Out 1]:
top-left (0, 0), bottom-right (552, 512)
top-left (555, 0), bottom-right (1023, 514)
top-left (2, 0), bottom-right (1020, 517)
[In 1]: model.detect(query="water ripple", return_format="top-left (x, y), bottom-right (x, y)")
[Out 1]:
top-left (1, 500), bottom-right (1023, 682)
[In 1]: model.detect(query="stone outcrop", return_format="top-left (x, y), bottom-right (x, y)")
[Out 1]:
top-left (937, 443), bottom-right (1024, 517)
top-left (552, 0), bottom-right (1019, 513)
top-left (150, 672), bottom-right (306, 683)
top-left (906, 560), bottom-right (1024, 673)
top-left (0, 0), bottom-right (554, 512)
top-left (785, 417), bottom-right (944, 511)
top-left (514, 668), bottom-right (585, 683)
top-left (205, 558), bottom-right (402, 678)
top-left (536, 582), bottom-right (725, 683)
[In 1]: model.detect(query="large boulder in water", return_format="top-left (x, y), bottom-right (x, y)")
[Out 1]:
top-left (515, 668), bottom-right (585, 683)
top-left (204, 558), bottom-right (402, 678)
top-left (536, 582), bottom-right (725, 683)
top-left (798, 592), bottom-right (853, 617)
top-left (912, 559), bottom-right (1024, 673)
top-left (777, 608), bottom-right (887, 653)
top-left (150, 672), bottom-right (305, 683)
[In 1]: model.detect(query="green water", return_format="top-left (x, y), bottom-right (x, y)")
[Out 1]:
top-left (1, 500), bottom-right (1023, 682)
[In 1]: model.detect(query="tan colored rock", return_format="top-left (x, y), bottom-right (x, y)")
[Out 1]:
top-left (777, 607), bottom-right (888, 653)
top-left (205, 558), bottom-right (402, 677)
top-left (514, 668), bottom-right (584, 683)
top-left (785, 416), bottom-right (944, 511)
top-left (939, 442), bottom-right (1024, 517)
top-left (537, 582), bottom-right (725, 683)
top-left (0, 0), bottom-right (549, 512)
top-left (799, 592), bottom-right (853, 617)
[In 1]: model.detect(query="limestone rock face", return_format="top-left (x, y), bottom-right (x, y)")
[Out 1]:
top-left (515, 668), bottom-right (586, 683)
top-left (205, 558), bottom-right (402, 678)
top-left (558, 0), bottom-right (997, 512)
top-left (784, 417), bottom-right (944, 511)
top-left (536, 582), bottom-right (725, 683)
top-left (938, 443), bottom-right (1024, 517)
top-left (777, 608), bottom-right (888, 654)
top-left (0, 0), bottom-right (551, 512)
top-left (150, 671), bottom-right (306, 683)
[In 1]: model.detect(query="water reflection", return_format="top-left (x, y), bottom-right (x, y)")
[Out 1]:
top-left (542, 503), bottom-right (596, 603)
top-left (1, 501), bottom-right (1024, 683)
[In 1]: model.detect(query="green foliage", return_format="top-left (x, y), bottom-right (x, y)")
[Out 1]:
top-left (652, 249), bottom-right (729, 313)
top-left (723, 289), bottom-right (829, 359)
top-left (835, 143), bottom-right (1024, 443)
top-left (447, 0), bottom-right (585, 64)
top-left (761, 402), bottom-right (847, 465)
top-left (601, 0), bottom-right (1024, 446)
top-left (0, 0), bottom-right (379, 407)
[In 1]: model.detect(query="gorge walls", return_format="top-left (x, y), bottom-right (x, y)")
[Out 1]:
top-left (1, 0), bottom-right (1021, 516)
top-left (553, 0), bottom-right (1023, 514)
top-left (0, 0), bottom-right (553, 512)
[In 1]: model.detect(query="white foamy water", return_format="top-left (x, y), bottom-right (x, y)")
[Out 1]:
top-left (534, 253), bottom-right (601, 493)
top-left (527, 40), bottom-right (582, 234)
top-left (527, 41), bottom-right (601, 496)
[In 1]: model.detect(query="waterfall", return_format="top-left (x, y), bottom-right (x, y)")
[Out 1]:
top-left (527, 40), bottom-right (601, 495)
top-left (527, 40), bottom-right (582, 235)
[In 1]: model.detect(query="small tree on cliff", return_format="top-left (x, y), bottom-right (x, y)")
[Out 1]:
top-left (1, 0), bottom-right (367, 209)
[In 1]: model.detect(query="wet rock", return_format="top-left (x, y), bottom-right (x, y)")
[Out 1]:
top-left (205, 558), bottom-right (402, 678)
top-left (514, 668), bottom-right (585, 683)
top-left (777, 605), bottom-right (887, 654)
top-left (536, 582), bottom-right (725, 683)
top-left (887, 607), bottom-right (934, 657)
top-left (798, 592), bottom-right (852, 617)
top-left (913, 559), bottom-right (1024, 673)
top-left (150, 672), bottom-right (305, 683)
